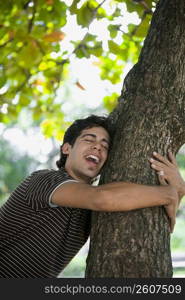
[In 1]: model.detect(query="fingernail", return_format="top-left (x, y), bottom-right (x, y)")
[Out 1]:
top-left (150, 158), bottom-right (154, 162)
top-left (153, 151), bottom-right (157, 156)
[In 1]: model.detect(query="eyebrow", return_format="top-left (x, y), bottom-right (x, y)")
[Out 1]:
top-left (80, 133), bottom-right (110, 145)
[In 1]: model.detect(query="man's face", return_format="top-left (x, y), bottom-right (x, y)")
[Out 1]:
top-left (62, 126), bottom-right (110, 183)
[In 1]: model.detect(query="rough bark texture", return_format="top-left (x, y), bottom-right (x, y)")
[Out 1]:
top-left (85, 0), bottom-right (185, 278)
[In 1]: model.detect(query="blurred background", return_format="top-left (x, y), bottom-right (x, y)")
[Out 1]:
top-left (0, 0), bottom-right (185, 277)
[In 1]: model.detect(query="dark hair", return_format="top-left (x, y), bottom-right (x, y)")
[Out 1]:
top-left (56, 114), bottom-right (113, 169)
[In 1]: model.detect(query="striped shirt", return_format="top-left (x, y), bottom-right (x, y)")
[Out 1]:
top-left (0, 168), bottom-right (91, 278)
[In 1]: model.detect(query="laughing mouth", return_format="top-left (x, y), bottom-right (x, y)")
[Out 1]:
top-left (85, 154), bottom-right (100, 164)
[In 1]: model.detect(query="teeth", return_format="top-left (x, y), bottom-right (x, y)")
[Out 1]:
top-left (86, 155), bottom-right (100, 163)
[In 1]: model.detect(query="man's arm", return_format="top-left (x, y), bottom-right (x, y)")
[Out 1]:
top-left (51, 181), bottom-right (178, 233)
top-left (51, 180), bottom-right (177, 212)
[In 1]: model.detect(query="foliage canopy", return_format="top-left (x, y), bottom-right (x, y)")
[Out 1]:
top-left (0, 0), bottom-right (155, 138)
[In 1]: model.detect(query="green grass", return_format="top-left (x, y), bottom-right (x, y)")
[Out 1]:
top-left (173, 268), bottom-right (185, 277)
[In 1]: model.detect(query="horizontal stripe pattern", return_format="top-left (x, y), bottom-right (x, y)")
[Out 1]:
top-left (0, 168), bottom-right (91, 278)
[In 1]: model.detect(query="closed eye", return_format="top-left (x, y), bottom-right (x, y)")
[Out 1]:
top-left (84, 139), bottom-right (109, 150)
top-left (102, 144), bottom-right (109, 150)
top-left (84, 138), bottom-right (95, 143)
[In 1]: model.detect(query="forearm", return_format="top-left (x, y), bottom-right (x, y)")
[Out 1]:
top-left (96, 181), bottom-right (175, 212)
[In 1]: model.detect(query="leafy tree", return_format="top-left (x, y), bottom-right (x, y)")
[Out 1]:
top-left (0, 0), bottom-right (154, 137)
top-left (0, 137), bottom-right (38, 204)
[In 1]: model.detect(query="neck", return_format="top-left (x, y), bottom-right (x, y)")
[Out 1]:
top-left (64, 165), bottom-right (92, 184)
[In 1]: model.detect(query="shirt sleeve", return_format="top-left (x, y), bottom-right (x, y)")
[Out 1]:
top-left (48, 180), bottom-right (78, 208)
top-left (25, 169), bottom-right (78, 210)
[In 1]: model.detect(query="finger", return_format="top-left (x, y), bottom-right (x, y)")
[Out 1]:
top-left (150, 158), bottom-right (168, 169)
top-left (157, 172), bottom-right (168, 185)
top-left (168, 150), bottom-right (178, 166)
top-left (158, 175), bottom-right (168, 186)
top-left (150, 162), bottom-right (167, 174)
top-left (153, 152), bottom-right (172, 167)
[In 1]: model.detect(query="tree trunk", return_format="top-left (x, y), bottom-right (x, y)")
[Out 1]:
top-left (85, 0), bottom-right (185, 278)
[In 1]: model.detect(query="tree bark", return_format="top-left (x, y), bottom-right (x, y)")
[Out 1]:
top-left (85, 0), bottom-right (185, 278)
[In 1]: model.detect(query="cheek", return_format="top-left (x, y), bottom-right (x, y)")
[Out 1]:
top-left (73, 144), bottom-right (88, 158)
top-left (102, 152), bottom-right (108, 163)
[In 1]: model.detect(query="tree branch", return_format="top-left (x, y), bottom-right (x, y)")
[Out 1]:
top-left (28, 0), bottom-right (37, 33)
top-left (0, 38), bottom-right (14, 48)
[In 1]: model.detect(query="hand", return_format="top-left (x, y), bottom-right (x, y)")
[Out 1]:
top-left (149, 151), bottom-right (183, 233)
top-left (149, 150), bottom-right (185, 203)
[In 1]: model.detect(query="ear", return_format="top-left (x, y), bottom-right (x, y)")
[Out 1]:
top-left (61, 143), bottom-right (72, 155)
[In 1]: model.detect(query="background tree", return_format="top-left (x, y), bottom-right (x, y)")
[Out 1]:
top-left (0, 137), bottom-right (38, 204)
top-left (85, 0), bottom-right (185, 277)
top-left (0, 0), bottom-right (154, 139)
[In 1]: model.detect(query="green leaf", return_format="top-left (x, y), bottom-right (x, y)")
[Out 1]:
top-left (108, 40), bottom-right (123, 56)
top-left (103, 92), bottom-right (118, 112)
top-left (108, 24), bottom-right (120, 39)
top-left (96, 6), bottom-right (107, 19)
top-left (125, 0), bottom-right (143, 18)
top-left (75, 46), bottom-right (90, 58)
top-left (0, 74), bottom-right (6, 88)
top-left (41, 116), bottom-right (66, 141)
top-left (76, 2), bottom-right (94, 27)
top-left (83, 33), bottom-right (97, 43)
top-left (18, 40), bottom-right (42, 68)
top-left (88, 42), bottom-right (103, 57)
top-left (135, 15), bottom-right (151, 38)
top-left (69, 0), bottom-right (81, 15)
top-left (100, 56), bottom-right (124, 84)
top-left (19, 94), bottom-right (30, 106)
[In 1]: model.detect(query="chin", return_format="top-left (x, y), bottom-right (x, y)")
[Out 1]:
top-left (80, 166), bottom-right (101, 182)
top-left (84, 171), bottom-right (99, 182)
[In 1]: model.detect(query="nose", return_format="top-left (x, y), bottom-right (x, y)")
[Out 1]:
top-left (92, 142), bottom-right (101, 151)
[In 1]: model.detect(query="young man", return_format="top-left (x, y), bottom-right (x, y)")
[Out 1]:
top-left (0, 115), bottom-right (184, 278)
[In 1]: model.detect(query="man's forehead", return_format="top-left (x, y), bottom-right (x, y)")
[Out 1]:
top-left (80, 127), bottom-right (110, 140)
